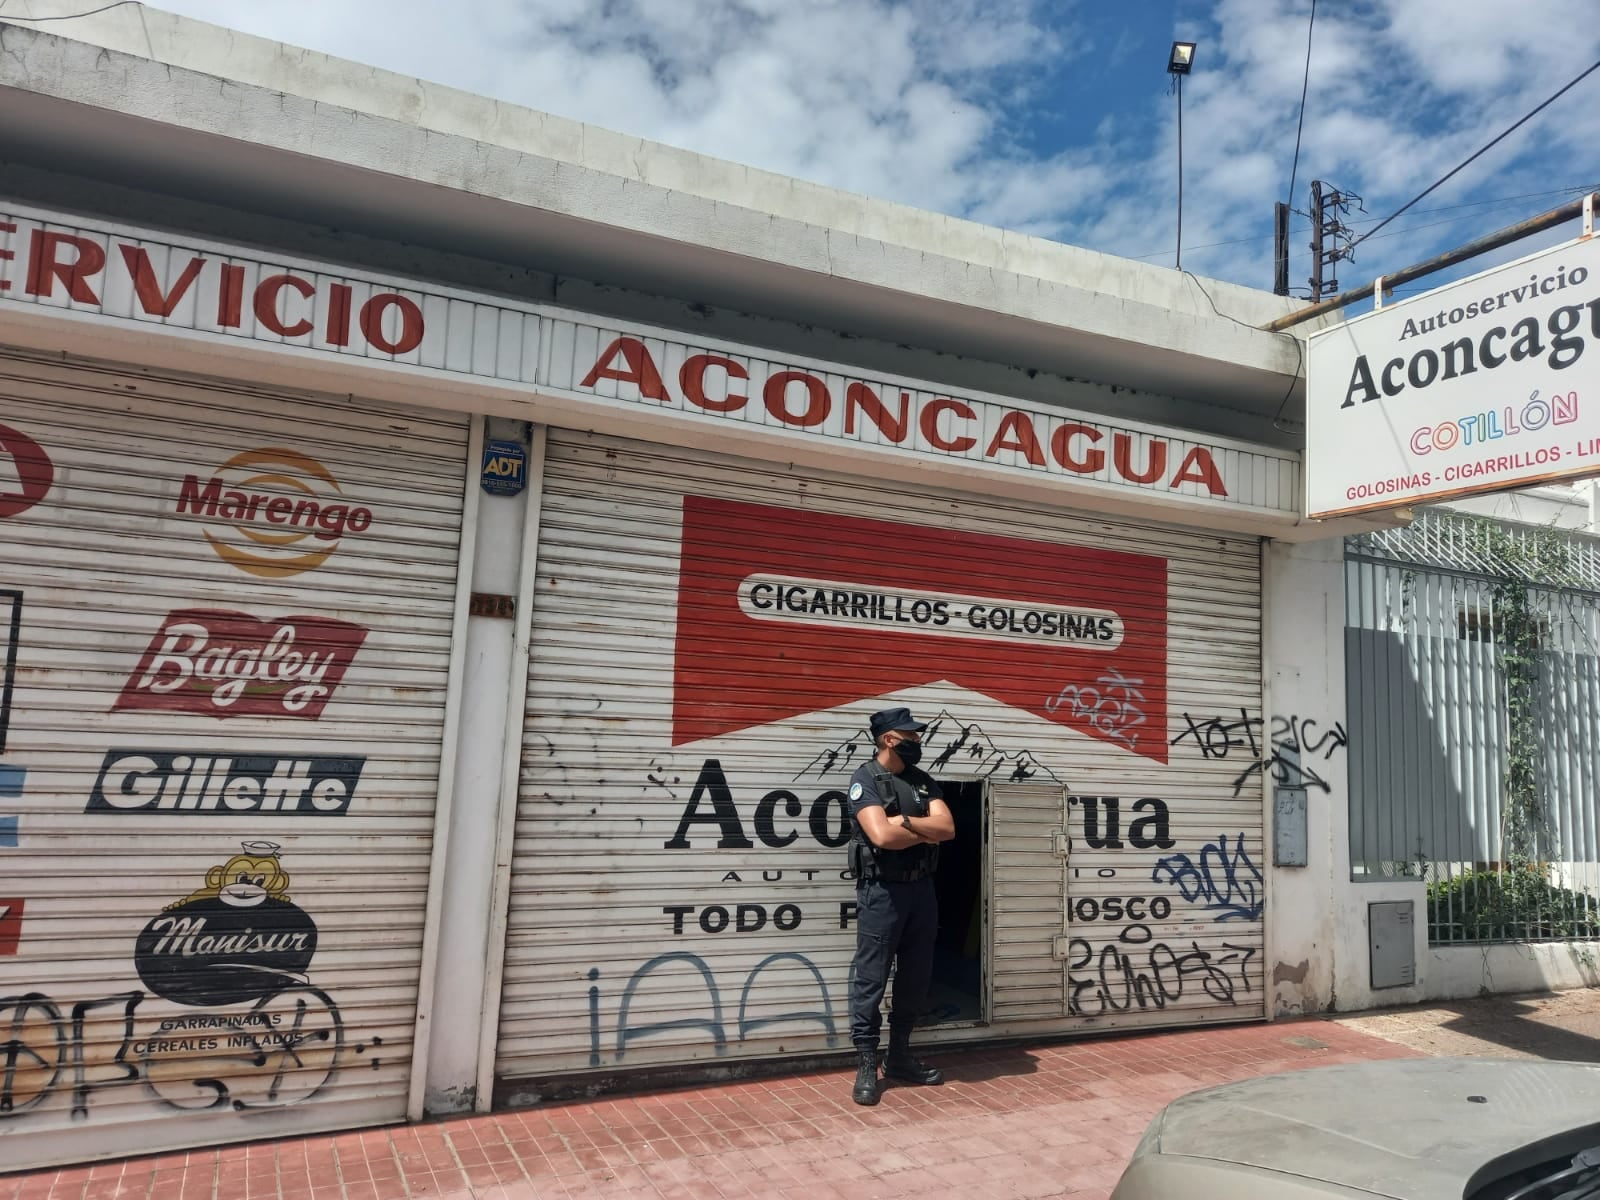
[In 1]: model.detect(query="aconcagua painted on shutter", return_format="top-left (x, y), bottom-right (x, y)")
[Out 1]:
top-left (494, 429), bottom-right (1264, 1089)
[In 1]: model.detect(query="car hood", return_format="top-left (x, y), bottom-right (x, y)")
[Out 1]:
top-left (1150, 1057), bottom-right (1600, 1199)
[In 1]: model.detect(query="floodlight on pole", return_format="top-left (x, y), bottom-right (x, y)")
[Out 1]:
top-left (1167, 41), bottom-right (1197, 271)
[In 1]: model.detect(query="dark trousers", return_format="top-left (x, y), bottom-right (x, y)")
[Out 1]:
top-left (849, 876), bottom-right (937, 1047)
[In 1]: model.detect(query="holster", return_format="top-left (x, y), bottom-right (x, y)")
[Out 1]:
top-left (847, 839), bottom-right (878, 881)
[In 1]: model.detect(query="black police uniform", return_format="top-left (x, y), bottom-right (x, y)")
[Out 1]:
top-left (846, 758), bottom-right (942, 1050)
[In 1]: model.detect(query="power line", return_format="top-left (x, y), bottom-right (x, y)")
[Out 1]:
top-left (1348, 57), bottom-right (1600, 253)
top-left (1127, 182), bottom-right (1600, 262)
top-left (1181, 270), bottom-right (1304, 432)
top-left (1284, 0), bottom-right (1317, 208)
top-left (0, 1), bottom-right (140, 21)
top-left (1334, 183), bottom-right (1600, 228)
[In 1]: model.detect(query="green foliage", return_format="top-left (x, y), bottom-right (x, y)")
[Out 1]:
top-left (1428, 865), bottom-right (1600, 943)
top-left (1465, 518), bottom-right (1578, 866)
top-left (1419, 518), bottom-right (1600, 946)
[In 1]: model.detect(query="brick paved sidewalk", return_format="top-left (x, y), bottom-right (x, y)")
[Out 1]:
top-left (0, 1017), bottom-right (1421, 1200)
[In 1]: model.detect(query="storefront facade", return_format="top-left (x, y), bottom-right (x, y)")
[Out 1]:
top-left (0, 6), bottom-right (1380, 1171)
top-left (0, 194), bottom-right (1311, 1166)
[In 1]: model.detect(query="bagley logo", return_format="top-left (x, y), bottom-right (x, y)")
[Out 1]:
top-left (175, 448), bottom-right (373, 578)
top-left (672, 495), bottom-right (1171, 761)
top-left (114, 609), bottom-right (369, 719)
top-left (0, 423), bottom-right (54, 519)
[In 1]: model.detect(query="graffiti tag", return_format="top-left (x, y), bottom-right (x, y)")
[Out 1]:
top-left (1045, 670), bottom-right (1148, 751)
top-left (1170, 711), bottom-right (1347, 797)
top-left (1067, 925), bottom-right (1256, 1017)
top-left (1152, 834), bottom-right (1264, 922)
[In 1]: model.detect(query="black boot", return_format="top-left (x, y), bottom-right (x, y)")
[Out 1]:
top-left (884, 1027), bottom-right (943, 1085)
top-left (851, 1045), bottom-right (880, 1106)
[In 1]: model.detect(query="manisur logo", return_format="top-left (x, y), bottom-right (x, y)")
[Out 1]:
top-left (175, 448), bottom-right (373, 578)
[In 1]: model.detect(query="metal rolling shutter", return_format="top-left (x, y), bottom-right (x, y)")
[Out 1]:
top-left (495, 428), bottom-right (1264, 1087)
top-left (0, 350), bottom-right (468, 1168)
top-left (989, 783), bottom-right (1070, 1023)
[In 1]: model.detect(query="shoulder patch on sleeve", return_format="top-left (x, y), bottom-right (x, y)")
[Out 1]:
top-left (849, 782), bottom-right (864, 801)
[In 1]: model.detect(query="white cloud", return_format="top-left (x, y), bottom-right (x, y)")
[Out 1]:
top-left (150, 0), bottom-right (1063, 218)
top-left (90, 0), bottom-right (1600, 291)
top-left (1115, 0), bottom-right (1600, 287)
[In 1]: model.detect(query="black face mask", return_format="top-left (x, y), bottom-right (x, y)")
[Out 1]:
top-left (893, 740), bottom-right (923, 768)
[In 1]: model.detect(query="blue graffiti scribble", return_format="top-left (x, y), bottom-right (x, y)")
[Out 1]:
top-left (738, 953), bottom-right (838, 1045)
top-left (608, 950), bottom-right (839, 1061)
top-left (614, 952), bottom-right (727, 1060)
top-left (1152, 833), bottom-right (1264, 922)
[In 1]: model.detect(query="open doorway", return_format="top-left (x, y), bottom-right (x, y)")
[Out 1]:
top-left (919, 779), bottom-right (985, 1026)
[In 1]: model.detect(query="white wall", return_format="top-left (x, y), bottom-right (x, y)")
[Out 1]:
top-left (1265, 534), bottom-right (1600, 1014)
top-left (1265, 535), bottom-right (1429, 1015)
top-left (1264, 536), bottom-right (1342, 1015)
top-left (1425, 943), bottom-right (1600, 999)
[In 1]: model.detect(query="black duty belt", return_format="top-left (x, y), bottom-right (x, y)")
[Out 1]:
top-left (866, 864), bottom-right (932, 883)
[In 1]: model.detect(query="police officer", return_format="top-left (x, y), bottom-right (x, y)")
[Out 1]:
top-left (846, 706), bottom-right (955, 1106)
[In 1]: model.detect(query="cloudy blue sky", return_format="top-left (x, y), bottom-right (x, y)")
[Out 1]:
top-left (20, 0), bottom-right (1600, 297)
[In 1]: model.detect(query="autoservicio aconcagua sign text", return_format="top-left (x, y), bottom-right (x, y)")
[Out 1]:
top-left (1305, 235), bottom-right (1600, 518)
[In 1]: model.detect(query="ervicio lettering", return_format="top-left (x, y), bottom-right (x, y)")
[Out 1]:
top-left (0, 225), bottom-right (423, 355)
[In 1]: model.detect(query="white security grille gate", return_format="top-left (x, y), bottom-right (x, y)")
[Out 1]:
top-left (495, 430), bottom-right (1265, 1088)
top-left (1348, 512), bottom-right (1600, 944)
top-left (0, 350), bottom-right (469, 1168)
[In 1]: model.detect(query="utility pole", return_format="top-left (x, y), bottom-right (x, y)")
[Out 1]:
top-left (1309, 181), bottom-right (1327, 300)
top-left (1308, 180), bottom-right (1362, 301)
top-left (1175, 71), bottom-right (1186, 271)
top-left (1273, 202), bottom-right (1290, 295)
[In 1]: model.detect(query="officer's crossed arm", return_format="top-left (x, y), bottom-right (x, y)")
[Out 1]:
top-left (856, 802), bottom-right (937, 850)
top-left (903, 797), bottom-right (955, 844)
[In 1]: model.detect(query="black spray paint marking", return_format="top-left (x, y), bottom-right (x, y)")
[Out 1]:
top-left (587, 968), bottom-right (601, 1068)
top-left (0, 590), bottom-right (18, 756)
top-left (1066, 925), bottom-right (1257, 1017)
top-left (1169, 711), bottom-right (1347, 797)
top-left (644, 755), bottom-right (682, 801)
top-left (0, 986), bottom-right (344, 1120)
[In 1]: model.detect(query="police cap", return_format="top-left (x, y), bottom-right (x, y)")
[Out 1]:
top-left (869, 707), bottom-right (927, 742)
